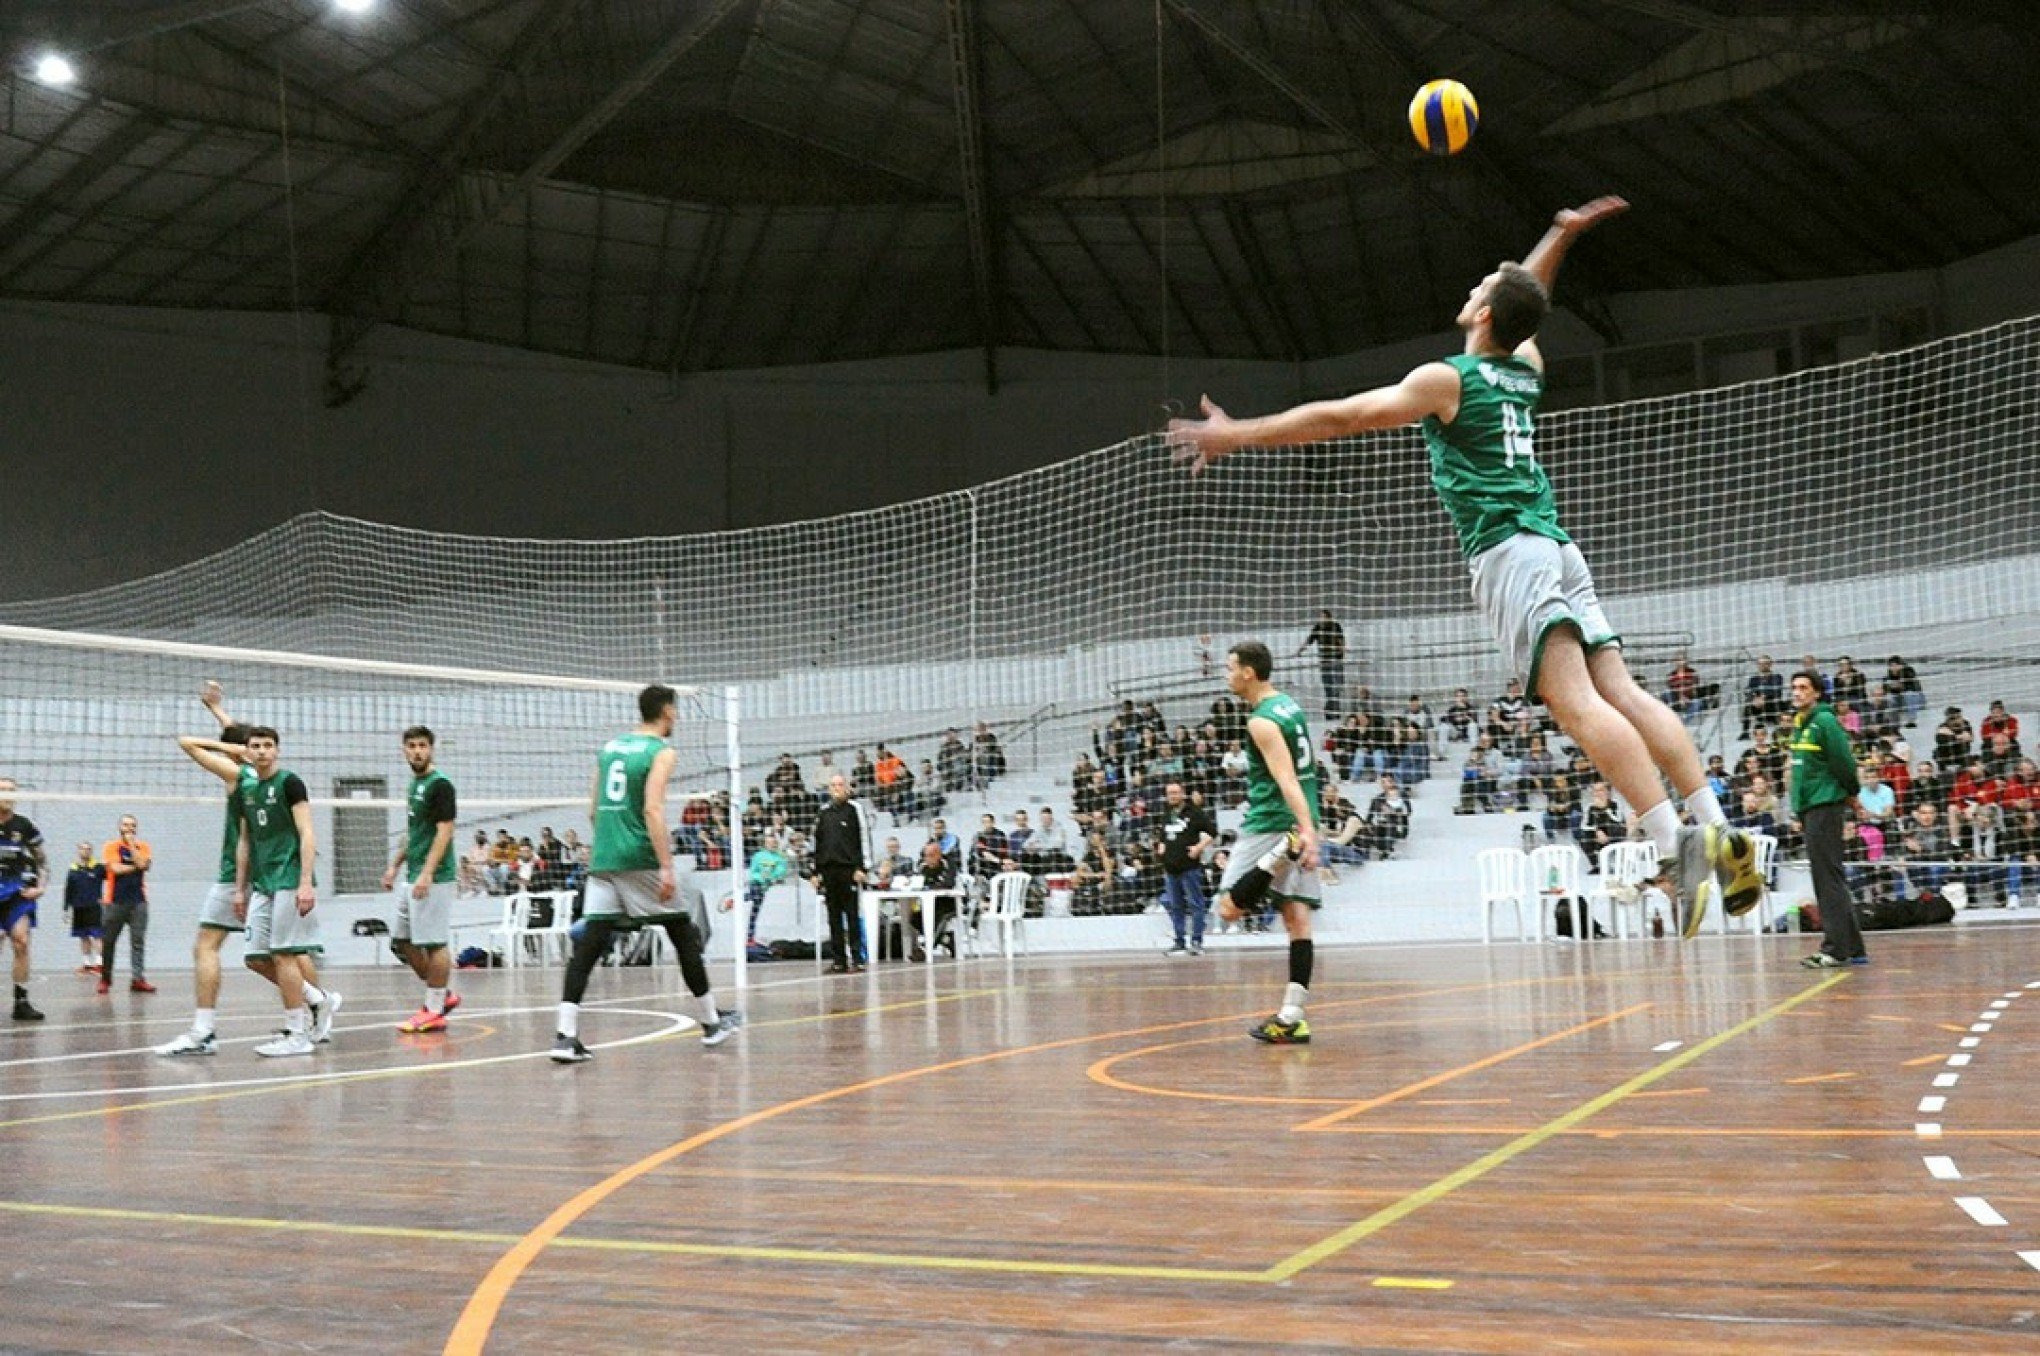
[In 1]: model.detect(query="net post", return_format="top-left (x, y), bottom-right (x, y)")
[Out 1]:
top-left (724, 683), bottom-right (746, 993)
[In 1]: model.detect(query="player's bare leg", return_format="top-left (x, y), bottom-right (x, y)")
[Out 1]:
top-left (1586, 647), bottom-right (1707, 803)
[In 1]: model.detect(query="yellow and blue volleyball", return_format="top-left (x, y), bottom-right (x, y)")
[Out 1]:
top-left (1408, 79), bottom-right (1479, 156)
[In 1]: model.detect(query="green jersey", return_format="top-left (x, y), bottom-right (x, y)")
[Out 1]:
top-left (1421, 352), bottom-right (1570, 559)
top-left (214, 791), bottom-right (240, 885)
top-left (591, 732), bottom-right (667, 873)
top-left (405, 769), bottom-right (458, 884)
top-left (236, 765), bottom-right (312, 895)
top-left (1241, 692), bottom-right (1322, 834)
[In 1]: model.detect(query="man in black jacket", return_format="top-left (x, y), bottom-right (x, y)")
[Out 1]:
top-left (809, 774), bottom-right (868, 972)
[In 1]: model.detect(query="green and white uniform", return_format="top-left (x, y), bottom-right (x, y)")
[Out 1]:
top-left (585, 732), bottom-right (680, 925)
top-left (1423, 352), bottom-right (1615, 694)
top-left (236, 765), bottom-right (322, 957)
top-left (196, 792), bottom-right (245, 932)
top-left (1219, 691), bottom-right (1323, 910)
top-left (393, 768), bottom-right (457, 949)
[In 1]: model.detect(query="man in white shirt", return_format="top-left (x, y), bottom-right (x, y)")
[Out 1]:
top-left (1856, 765), bottom-right (1896, 824)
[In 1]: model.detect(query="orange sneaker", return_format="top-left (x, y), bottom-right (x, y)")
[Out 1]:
top-left (442, 991), bottom-right (462, 1013)
top-left (397, 1008), bottom-right (448, 1034)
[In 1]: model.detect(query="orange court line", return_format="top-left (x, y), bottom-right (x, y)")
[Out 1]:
top-left (444, 971), bottom-right (1641, 1354)
top-left (1784, 1071), bottom-right (1860, 1084)
top-left (1291, 1004), bottom-right (1651, 1131)
top-left (1898, 1054), bottom-right (1946, 1067)
top-left (1627, 1086), bottom-right (1710, 1099)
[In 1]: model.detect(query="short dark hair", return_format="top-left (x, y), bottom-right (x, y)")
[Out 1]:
top-left (639, 683), bottom-right (678, 721)
top-left (221, 722), bottom-right (253, 744)
top-left (1229, 640), bottom-right (1273, 681)
top-left (245, 725), bottom-right (280, 745)
top-left (1791, 670), bottom-right (1823, 694)
top-left (1485, 262), bottom-right (1550, 349)
top-left (402, 725), bottom-right (435, 745)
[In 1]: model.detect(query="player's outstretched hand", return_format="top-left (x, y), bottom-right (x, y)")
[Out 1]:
top-left (1165, 395), bottom-right (1235, 476)
top-left (1556, 196), bottom-right (1628, 234)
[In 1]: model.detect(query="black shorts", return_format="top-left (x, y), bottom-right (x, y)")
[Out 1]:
top-left (70, 903), bottom-right (103, 936)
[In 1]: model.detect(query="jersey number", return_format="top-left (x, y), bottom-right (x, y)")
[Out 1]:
top-left (1292, 731), bottom-right (1314, 771)
top-left (1502, 403), bottom-right (1536, 468)
top-left (604, 763), bottom-right (628, 804)
top-left (253, 808), bottom-right (268, 828)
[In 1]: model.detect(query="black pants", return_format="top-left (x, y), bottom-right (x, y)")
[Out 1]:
top-left (100, 899), bottom-right (147, 982)
top-left (1321, 661), bottom-right (1345, 718)
top-left (1804, 801), bottom-right (1866, 961)
top-left (819, 865), bottom-right (862, 965)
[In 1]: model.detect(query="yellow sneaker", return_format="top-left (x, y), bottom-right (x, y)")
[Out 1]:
top-left (1710, 824), bottom-right (1765, 917)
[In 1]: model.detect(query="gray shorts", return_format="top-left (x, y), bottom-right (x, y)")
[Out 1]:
top-left (1469, 532), bottom-right (1619, 695)
top-left (393, 879), bottom-right (453, 949)
top-left (1219, 830), bottom-right (1323, 910)
top-left (245, 890), bottom-right (324, 957)
top-left (584, 871), bottom-right (684, 927)
top-left (197, 882), bottom-right (244, 933)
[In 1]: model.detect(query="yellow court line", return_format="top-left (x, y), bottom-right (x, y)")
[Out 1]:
top-left (0, 990), bottom-right (1004, 1133)
top-left (1291, 1004), bottom-right (1650, 1130)
top-left (0, 1198), bottom-right (1262, 1284)
top-left (1257, 971), bottom-right (1849, 1283)
top-left (440, 968), bottom-right (1730, 1353)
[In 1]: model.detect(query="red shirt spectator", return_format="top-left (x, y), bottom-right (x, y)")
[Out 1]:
top-left (1981, 701), bottom-right (2019, 747)
top-left (1880, 755), bottom-right (1912, 813)
top-left (1950, 761), bottom-right (2002, 809)
top-left (2000, 761), bottom-right (2039, 812)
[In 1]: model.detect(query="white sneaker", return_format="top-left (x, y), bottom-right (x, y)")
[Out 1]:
top-left (155, 1029), bottom-right (217, 1057)
top-left (310, 990), bottom-right (342, 1044)
top-left (254, 1032), bottom-right (315, 1058)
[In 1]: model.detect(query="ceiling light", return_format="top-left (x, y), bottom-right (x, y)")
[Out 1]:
top-left (333, 0), bottom-right (375, 14)
top-left (33, 53), bottom-right (76, 87)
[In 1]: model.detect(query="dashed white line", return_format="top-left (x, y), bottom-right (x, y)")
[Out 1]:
top-left (1917, 1122), bottom-right (1943, 1138)
top-left (1920, 1096), bottom-right (1948, 1113)
top-left (1948, 1053), bottom-right (1972, 1067)
top-left (2001, 992), bottom-right (2022, 1001)
top-left (1970, 1023), bottom-right (1994, 1033)
top-left (1652, 1040), bottom-right (1682, 1052)
top-left (1989, 1001), bottom-right (2011, 1010)
top-left (2020, 1251), bottom-right (2040, 1272)
top-left (1924, 1156), bottom-right (1961, 1180)
top-left (2026, 981), bottom-right (2040, 990)
top-left (1960, 1037), bottom-right (1981, 1048)
top-left (1954, 1197), bottom-right (2008, 1227)
top-left (1933, 1073), bottom-right (1960, 1088)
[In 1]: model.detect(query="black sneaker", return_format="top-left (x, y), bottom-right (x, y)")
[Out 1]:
top-left (1800, 952), bottom-right (1847, 970)
top-left (701, 1011), bottom-right (744, 1047)
top-left (550, 1033), bottom-right (593, 1063)
top-left (1248, 1014), bottom-right (1310, 1044)
top-left (12, 998), bottom-right (44, 1022)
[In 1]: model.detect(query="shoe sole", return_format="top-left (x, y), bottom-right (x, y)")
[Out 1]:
top-left (160, 1046), bottom-right (217, 1056)
top-left (1681, 879), bottom-right (1716, 939)
top-left (398, 1021), bottom-right (448, 1034)
top-left (1249, 1032), bottom-right (1310, 1044)
top-left (550, 1050), bottom-right (592, 1063)
top-left (254, 1045), bottom-right (315, 1058)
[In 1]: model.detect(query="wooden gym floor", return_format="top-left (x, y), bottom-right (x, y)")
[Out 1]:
top-left (2, 925), bottom-right (2037, 1354)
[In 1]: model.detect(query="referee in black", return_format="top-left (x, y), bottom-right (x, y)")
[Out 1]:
top-left (810, 773), bottom-right (868, 972)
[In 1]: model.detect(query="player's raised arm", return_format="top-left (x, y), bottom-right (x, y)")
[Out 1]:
top-left (1166, 364), bottom-right (1460, 476)
top-left (1514, 196), bottom-right (1629, 370)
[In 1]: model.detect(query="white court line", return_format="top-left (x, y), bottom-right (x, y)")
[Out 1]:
top-left (0, 1008), bottom-right (692, 1104)
top-left (2002, 992), bottom-right (2023, 1000)
top-left (1920, 1096), bottom-right (1948, 1113)
top-left (1923, 1156), bottom-right (1961, 1180)
top-left (2020, 1251), bottom-right (2040, 1272)
top-left (2027, 981), bottom-right (2040, 990)
top-left (1955, 1197), bottom-right (2008, 1227)
top-left (1989, 1001), bottom-right (2012, 1010)
top-left (1933, 1074), bottom-right (1960, 1088)
top-left (1970, 1023), bottom-right (1994, 1032)
top-left (1960, 1037), bottom-right (1982, 1048)
top-left (0, 971), bottom-right (835, 1072)
top-left (1652, 1040), bottom-right (1682, 1052)
top-left (1917, 1123), bottom-right (1943, 1138)
top-left (1948, 1053), bottom-right (1972, 1066)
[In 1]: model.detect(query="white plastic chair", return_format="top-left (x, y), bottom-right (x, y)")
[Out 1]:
top-left (541, 890), bottom-right (576, 959)
top-left (491, 892), bottom-right (560, 967)
top-left (1478, 848), bottom-right (1535, 942)
top-left (1588, 841), bottom-right (1661, 939)
top-left (1527, 843), bottom-right (1589, 942)
top-left (986, 871), bottom-right (1029, 957)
